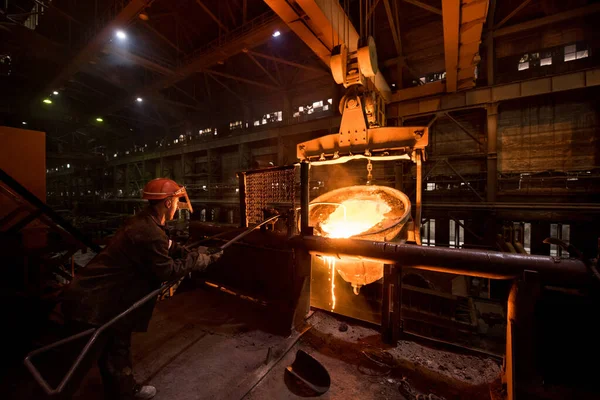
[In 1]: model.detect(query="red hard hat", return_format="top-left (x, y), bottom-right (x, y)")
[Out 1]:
top-left (142, 178), bottom-right (184, 200)
top-left (142, 178), bottom-right (194, 213)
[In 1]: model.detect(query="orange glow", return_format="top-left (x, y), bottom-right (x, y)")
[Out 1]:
top-left (324, 256), bottom-right (336, 310)
top-left (320, 198), bottom-right (391, 238)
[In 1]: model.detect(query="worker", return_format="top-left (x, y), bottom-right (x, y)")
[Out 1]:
top-left (61, 178), bottom-right (222, 399)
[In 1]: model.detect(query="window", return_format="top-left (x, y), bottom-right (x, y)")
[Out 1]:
top-left (256, 111), bottom-right (282, 126)
top-left (564, 44), bottom-right (589, 62)
top-left (518, 54), bottom-right (530, 71)
top-left (417, 71), bottom-right (446, 85)
top-left (564, 45), bottom-right (576, 62)
top-left (540, 57), bottom-right (552, 66)
top-left (513, 222), bottom-right (531, 254)
top-left (294, 99), bottom-right (331, 118)
top-left (422, 219), bottom-right (436, 247)
top-left (550, 223), bottom-right (570, 258)
top-left (449, 219), bottom-right (464, 248)
top-left (426, 182), bottom-right (436, 191)
top-left (229, 120), bottom-right (243, 130)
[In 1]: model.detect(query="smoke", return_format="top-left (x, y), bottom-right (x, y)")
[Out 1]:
top-left (313, 161), bottom-right (365, 191)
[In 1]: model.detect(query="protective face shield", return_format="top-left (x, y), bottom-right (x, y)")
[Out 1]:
top-left (173, 186), bottom-right (193, 213)
top-left (142, 178), bottom-right (194, 213)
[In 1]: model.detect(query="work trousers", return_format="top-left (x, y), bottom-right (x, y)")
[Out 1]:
top-left (60, 322), bottom-right (137, 400)
top-left (97, 330), bottom-right (136, 399)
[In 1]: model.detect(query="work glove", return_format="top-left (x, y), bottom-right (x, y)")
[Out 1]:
top-left (193, 247), bottom-right (223, 271)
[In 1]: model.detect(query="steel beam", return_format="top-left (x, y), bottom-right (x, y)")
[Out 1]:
top-left (444, 112), bottom-right (482, 146)
top-left (204, 69), bottom-right (279, 91)
top-left (494, 0), bottom-right (533, 30)
top-left (493, 3), bottom-right (600, 38)
top-left (403, 0), bottom-right (442, 15)
top-left (43, 0), bottom-right (152, 94)
top-left (108, 45), bottom-right (175, 76)
top-left (441, 0), bottom-right (460, 92)
top-left (245, 50), bottom-right (328, 75)
top-left (98, 12), bottom-right (284, 116)
top-left (107, 115), bottom-right (341, 166)
top-left (32, 0), bottom-right (82, 25)
top-left (392, 67), bottom-right (600, 117)
top-left (265, 0), bottom-right (391, 100)
top-left (245, 52), bottom-right (281, 86)
top-left (139, 20), bottom-right (184, 53)
top-left (195, 0), bottom-right (229, 32)
top-left (206, 73), bottom-right (247, 103)
top-left (383, 0), bottom-right (403, 58)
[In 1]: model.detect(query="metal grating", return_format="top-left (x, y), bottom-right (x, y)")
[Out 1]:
top-left (245, 166), bottom-right (297, 225)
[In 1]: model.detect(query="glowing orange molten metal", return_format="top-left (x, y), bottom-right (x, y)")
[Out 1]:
top-left (310, 185), bottom-right (411, 299)
top-left (320, 199), bottom-right (391, 239)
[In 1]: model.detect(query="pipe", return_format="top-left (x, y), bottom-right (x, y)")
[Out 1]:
top-left (296, 236), bottom-right (590, 285)
top-left (415, 151), bottom-right (422, 245)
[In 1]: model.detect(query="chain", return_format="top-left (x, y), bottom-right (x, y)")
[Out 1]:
top-left (366, 159), bottom-right (373, 184)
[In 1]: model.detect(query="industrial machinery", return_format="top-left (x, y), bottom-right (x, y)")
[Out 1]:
top-left (231, 35), bottom-right (600, 400)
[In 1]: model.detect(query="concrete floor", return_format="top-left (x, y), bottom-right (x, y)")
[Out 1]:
top-left (1, 283), bottom-right (502, 399)
top-left (67, 286), bottom-right (501, 400)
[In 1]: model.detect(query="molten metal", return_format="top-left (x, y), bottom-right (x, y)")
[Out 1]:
top-left (309, 185), bottom-right (412, 296)
top-left (320, 198), bottom-right (391, 238)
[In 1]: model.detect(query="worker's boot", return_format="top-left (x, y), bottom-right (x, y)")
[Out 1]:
top-left (134, 385), bottom-right (157, 399)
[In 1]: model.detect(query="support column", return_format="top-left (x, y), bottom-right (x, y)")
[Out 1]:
top-left (394, 163), bottom-right (404, 191)
top-left (113, 166), bottom-right (117, 195)
top-left (435, 217), bottom-right (450, 248)
top-left (486, 35), bottom-right (495, 86)
top-left (239, 142), bottom-right (250, 170)
top-left (486, 103), bottom-right (499, 203)
top-left (530, 222), bottom-right (551, 256)
top-left (277, 135), bottom-right (285, 166)
top-left (207, 149), bottom-right (213, 199)
top-left (124, 164), bottom-right (130, 198)
top-left (181, 153), bottom-right (186, 185)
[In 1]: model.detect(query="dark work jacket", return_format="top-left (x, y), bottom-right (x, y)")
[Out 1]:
top-left (62, 209), bottom-right (203, 332)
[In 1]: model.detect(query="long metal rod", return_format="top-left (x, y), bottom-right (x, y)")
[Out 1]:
top-left (220, 215), bottom-right (280, 250)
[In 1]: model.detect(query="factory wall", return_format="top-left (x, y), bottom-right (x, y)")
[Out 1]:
top-left (497, 90), bottom-right (599, 173)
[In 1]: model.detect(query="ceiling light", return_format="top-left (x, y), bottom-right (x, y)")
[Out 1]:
top-left (22, 121), bottom-right (27, 125)
top-left (96, 117), bottom-right (104, 122)
top-left (43, 99), bottom-right (52, 104)
top-left (53, 91), bottom-right (59, 95)
top-left (138, 12), bottom-right (149, 21)
top-left (272, 31), bottom-right (281, 37)
top-left (67, 164), bottom-right (70, 168)
top-left (136, 97), bottom-right (143, 102)
top-left (115, 30), bottom-right (127, 40)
